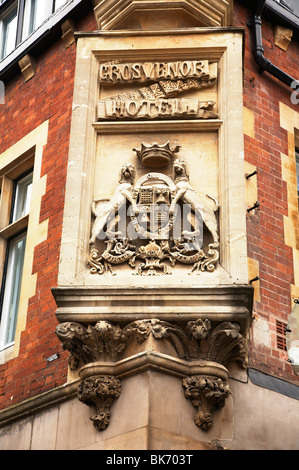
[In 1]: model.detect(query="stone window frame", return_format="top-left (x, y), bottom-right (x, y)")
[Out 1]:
top-left (0, 149), bottom-right (34, 287)
top-left (0, 151), bottom-right (34, 351)
top-left (0, 121), bottom-right (49, 364)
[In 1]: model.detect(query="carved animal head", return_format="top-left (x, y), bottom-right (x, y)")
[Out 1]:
top-left (173, 159), bottom-right (189, 181)
top-left (119, 163), bottom-right (136, 184)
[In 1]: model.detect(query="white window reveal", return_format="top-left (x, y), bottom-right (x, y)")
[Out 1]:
top-left (0, 170), bottom-right (32, 351)
top-left (12, 171), bottom-right (33, 222)
top-left (0, 2), bottom-right (18, 60)
top-left (0, 232), bottom-right (26, 349)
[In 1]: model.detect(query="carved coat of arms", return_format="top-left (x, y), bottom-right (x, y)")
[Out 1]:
top-left (89, 143), bottom-right (219, 276)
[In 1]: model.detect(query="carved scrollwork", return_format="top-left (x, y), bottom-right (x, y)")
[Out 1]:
top-left (77, 375), bottom-right (121, 431)
top-left (55, 321), bottom-right (129, 370)
top-left (182, 375), bottom-right (229, 431)
top-left (89, 238), bottom-right (219, 276)
top-left (55, 318), bottom-right (248, 432)
top-left (88, 154), bottom-right (220, 277)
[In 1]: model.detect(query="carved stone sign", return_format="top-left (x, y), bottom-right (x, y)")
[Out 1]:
top-left (99, 60), bottom-right (210, 83)
top-left (98, 60), bottom-right (218, 120)
top-left (97, 98), bottom-right (217, 120)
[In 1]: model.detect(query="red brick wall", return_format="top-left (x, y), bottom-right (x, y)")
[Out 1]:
top-left (0, 11), bottom-right (97, 410)
top-left (234, 1), bottom-right (299, 384)
top-left (0, 3), bottom-right (298, 412)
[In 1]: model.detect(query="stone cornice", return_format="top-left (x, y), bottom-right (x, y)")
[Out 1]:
top-left (52, 284), bottom-right (253, 335)
top-left (74, 27), bottom-right (245, 38)
top-left (79, 351), bottom-right (229, 381)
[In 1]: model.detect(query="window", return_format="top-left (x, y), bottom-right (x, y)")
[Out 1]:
top-left (11, 171), bottom-right (32, 222)
top-left (0, 164), bottom-right (33, 351)
top-left (0, 232), bottom-right (26, 347)
top-left (22, 0), bottom-right (68, 40)
top-left (0, 0), bottom-right (70, 61)
top-left (0, 2), bottom-right (18, 60)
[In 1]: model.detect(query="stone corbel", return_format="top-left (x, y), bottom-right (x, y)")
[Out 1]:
top-left (55, 320), bottom-right (128, 370)
top-left (182, 375), bottom-right (229, 431)
top-left (18, 54), bottom-right (36, 82)
top-left (56, 320), bottom-right (129, 430)
top-left (274, 25), bottom-right (293, 51)
top-left (61, 19), bottom-right (76, 48)
top-left (77, 375), bottom-right (121, 431)
top-left (55, 318), bottom-right (248, 431)
top-left (187, 319), bottom-right (248, 369)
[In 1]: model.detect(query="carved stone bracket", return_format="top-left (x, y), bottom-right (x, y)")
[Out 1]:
top-left (77, 375), bottom-right (121, 430)
top-left (182, 375), bottom-right (229, 431)
top-left (55, 320), bottom-right (129, 370)
top-left (55, 317), bottom-right (248, 431)
top-left (187, 319), bottom-right (248, 369)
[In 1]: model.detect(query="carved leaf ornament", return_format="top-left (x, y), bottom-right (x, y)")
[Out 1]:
top-left (56, 319), bottom-right (248, 431)
top-left (77, 376), bottom-right (121, 431)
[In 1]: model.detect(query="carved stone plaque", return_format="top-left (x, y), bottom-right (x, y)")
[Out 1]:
top-left (89, 146), bottom-right (219, 276)
top-left (98, 60), bottom-right (218, 121)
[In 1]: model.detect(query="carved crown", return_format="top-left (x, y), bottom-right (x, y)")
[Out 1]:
top-left (133, 141), bottom-right (180, 168)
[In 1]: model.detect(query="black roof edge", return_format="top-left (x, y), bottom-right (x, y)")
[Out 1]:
top-left (0, 0), bottom-right (93, 83)
top-left (238, 0), bottom-right (299, 38)
top-left (264, 0), bottom-right (299, 36)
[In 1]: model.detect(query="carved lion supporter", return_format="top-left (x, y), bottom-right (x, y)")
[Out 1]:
top-left (89, 163), bottom-right (138, 244)
top-left (171, 159), bottom-right (219, 247)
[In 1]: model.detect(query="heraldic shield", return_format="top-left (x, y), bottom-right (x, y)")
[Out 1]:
top-left (129, 172), bottom-right (177, 241)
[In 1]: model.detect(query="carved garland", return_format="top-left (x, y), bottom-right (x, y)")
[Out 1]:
top-left (78, 376), bottom-right (121, 431)
top-left (182, 375), bottom-right (229, 431)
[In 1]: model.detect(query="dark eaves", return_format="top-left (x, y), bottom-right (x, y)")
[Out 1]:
top-left (250, 0), bottom-right (298, 89)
